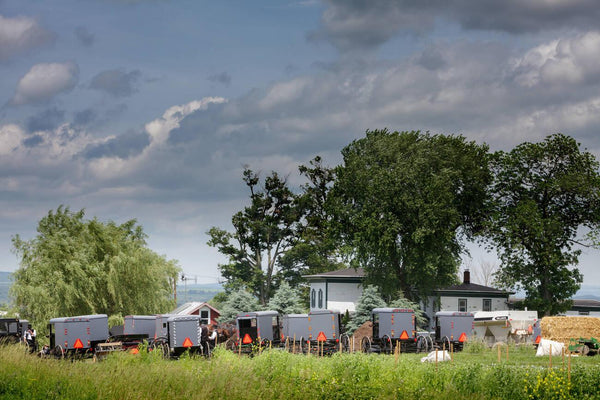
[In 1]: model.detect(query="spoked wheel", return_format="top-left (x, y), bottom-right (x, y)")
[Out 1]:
top-left (340, 334), bottom-right (350, 353)
top-left (225, 338), bottom-right (237, 351)
top-left (381, 335), bottom-right (392, 354)
top-left (161, 342), bottom-right (170, 359)
top-left (442, 336), bottom-right (451, 351)
top-left (53, 345), bottom-right (65, 359)
top-left (361, 336), bottom-right (372, 353)
top-left (416, 336), bottom-right (429, 353)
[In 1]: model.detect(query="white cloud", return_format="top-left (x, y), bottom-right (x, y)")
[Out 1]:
top-left (0, 14), bottom-right (55, 61)
top-left (11, 62), bottom-right (79, 105)
top-left (0, 124), bottom-right (26, 156)
top-left (511, 31), bottom-right (600, 87)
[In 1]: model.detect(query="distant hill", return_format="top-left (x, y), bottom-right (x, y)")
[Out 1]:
top-left (175, 283), bottom-right (223, 306)
top-left (574, 284), bottom-right (600, 301)
top-left (0, 271), bottom-right (222, 308)
top-left (0, 271), bottom-right (13, 306)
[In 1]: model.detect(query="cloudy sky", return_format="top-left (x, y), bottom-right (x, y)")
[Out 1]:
top-left (2, 0), bottom-right (600, 287)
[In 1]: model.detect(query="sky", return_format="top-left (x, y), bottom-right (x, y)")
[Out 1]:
top-left (1, 0), bottom-right (600, 288)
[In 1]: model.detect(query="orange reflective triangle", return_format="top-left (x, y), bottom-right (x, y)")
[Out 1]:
top-left (535, 335), bottom-right (541, 344)
top-left (317, 331), bottom-right (327, 342)
top-left (458, 332), bottom-right (467, 342)
top-left (242, 334), bottom-right (253, 344)
top-left (399, 330), bottom-right (409, 340)
top-left (182, 337), bottom-right (193, 348)
top-left (73, 338), bottom-right (84, 349)
top-left (130, 348), bottom-right (139, 354)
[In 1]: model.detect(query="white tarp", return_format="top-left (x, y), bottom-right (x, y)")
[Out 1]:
top-left (420, 350), bottom-right (451, 363)
top-left (535, 338), bottom-right (564, 356)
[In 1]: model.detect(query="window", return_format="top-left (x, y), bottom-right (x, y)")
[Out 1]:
top-left (579, 311), bottom-right (590, 316)
top-left (483, 299), bottom-right (492, 312)
top-left (200, 310), bottom-right (209, 325)
top-left (311, 289), bottom-right (316, 308)
top-left (458, 298), bottom-right (467, 312)
top-left (318, 289), bottom-right (323, 309)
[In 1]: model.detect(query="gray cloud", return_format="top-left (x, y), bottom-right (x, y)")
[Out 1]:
top-left (82, 130), bottom-right (149, 159)
top-left (22, 134), bottom-right (44, 148)
top-left (11, 62), bottom-right (79, 105)
top-left (74, 26), bottom-right (95, 47)
top-left (0, 14), bottom-right (56, 62)
top-left (89, 69), bottom-right (142, 97)
top-left (26, 107), bottom-right (65, 132)
top-left (208, 72), bottom-right (231, 86)
top-left (312, 0), bottom-right (600, 54)
top-left (73, 109), bottom-right (97, 126)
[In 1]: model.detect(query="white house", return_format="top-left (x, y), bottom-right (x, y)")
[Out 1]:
top-left (303, 268), bottom-right (514, 328)
top-left (303, 268), bottom-right (365, 313)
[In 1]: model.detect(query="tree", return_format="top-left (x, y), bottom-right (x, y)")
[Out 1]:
top-left (470, 259), bottom-right (499, 287)
top-left (217, 288), bottom-right (261, 323)
top-left (346, 285), bottom-right (386, 334)
top-left (10, 206), bottom-right (180, 332)
top-left (485, 134), bottom-right (600, 316)
top-left (267, 282), bottom-right (305, 314)
top-left (279, 156), bottom-right (346, 286)
top-left (332, 130), bottom-right (491, 301)
top-left (207, 168), bottom-right (303, 305)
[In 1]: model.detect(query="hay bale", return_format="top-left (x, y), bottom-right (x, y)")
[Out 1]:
top-left (541, 316), bottom-right (600, 346)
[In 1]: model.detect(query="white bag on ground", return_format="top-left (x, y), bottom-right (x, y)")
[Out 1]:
top-left (420, 350), bottom-right (451, 363)
top-left (535, 339), bottom-right (564, 357)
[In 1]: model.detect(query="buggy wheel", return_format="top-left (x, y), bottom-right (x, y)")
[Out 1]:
top-left (161, 343), bottom-right (170, 359)
top-left (225, 338), bottom-right (237, 351)
top-left (381, 335), bottom-right (392, 354)
top-left (581, 344), bottom-right (590, 356)
top-left (340, 334), bottom-right (350, 353)
top-left (261, 338), bottom-right (271, 350)
top-left (54, 345), bottom-right (65, 359)
top-left (361, 336), bottom-right (372, 353)
top-left (442, 336), bottom-right (451, 351)
top-left (416, 336), bottom-right (429, 353)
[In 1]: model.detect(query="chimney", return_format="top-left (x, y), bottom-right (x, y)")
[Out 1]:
top-left (463, 269), bottom-right (470, 284)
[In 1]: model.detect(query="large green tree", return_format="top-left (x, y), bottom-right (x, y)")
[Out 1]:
top-left (11, 206), bottom-right (180, 331)
top-left (332, 130), bottom-right (491, 301)
top-left (486, 133), bottom-right (600, 316)
top-left (207, 169), bottom-right (303, 305)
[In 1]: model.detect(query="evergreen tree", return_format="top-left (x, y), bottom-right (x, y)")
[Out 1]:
top-left (217, 288), bottom-right (261, 323)
top-left (267, 282), bottom-right (305, 314)
top-left (346, 285), bottom-right (386, 334)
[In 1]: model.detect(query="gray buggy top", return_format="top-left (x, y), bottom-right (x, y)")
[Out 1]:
top-left (123, 315), bottom-right (157, 338)
top-left (236, 311), bottom-right (281, 343)
top-left (372, 308), bottom-right (416, 340)
top-left (434, 311), bottom-right (474, 342)
top-left (48, 314), bottom-right (109, 350)
top-left (307, 310), bottom-right (341, 341)
top-left (166, 315), bottom-right (202, 349)
top-left (282, 314), bottom-right (309, 340)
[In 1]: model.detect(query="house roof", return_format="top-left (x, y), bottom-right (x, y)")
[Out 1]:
top-left (303, 267), bottom-right (365, 280)
top-left (435, 282), bottom-right (514, 297)
top-left (172, 302), bottom-right (221, 315)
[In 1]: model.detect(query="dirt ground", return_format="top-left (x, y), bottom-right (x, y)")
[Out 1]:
top-left (350, 321), bottom-right (372, 352)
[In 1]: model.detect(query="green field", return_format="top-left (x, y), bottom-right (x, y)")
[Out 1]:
top-left (1, 343), bottom-right (600, 399)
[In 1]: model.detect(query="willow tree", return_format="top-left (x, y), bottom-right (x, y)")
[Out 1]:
top-left (10, 206), bottom-right (180, 331)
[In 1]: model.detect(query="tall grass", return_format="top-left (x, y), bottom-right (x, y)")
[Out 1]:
top-left (1, 344), bottom-right (600, 399)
